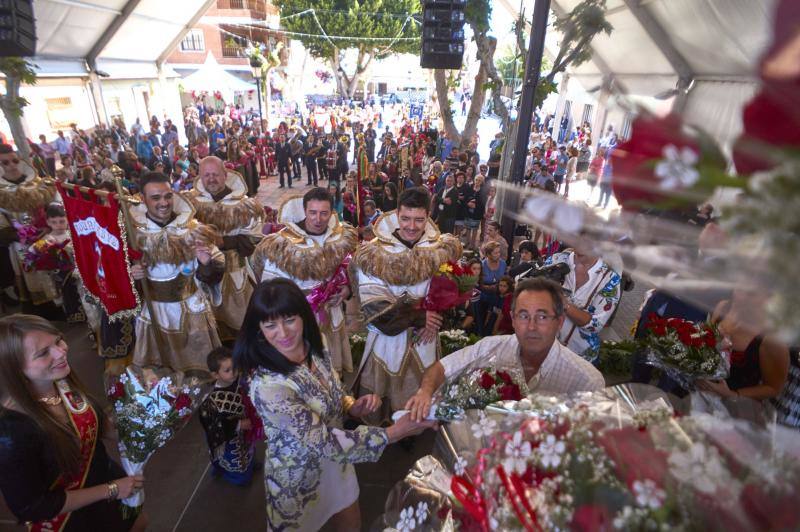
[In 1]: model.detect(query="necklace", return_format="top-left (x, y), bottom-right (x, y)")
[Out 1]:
top-left (38, 394), bottom-right (62, 406)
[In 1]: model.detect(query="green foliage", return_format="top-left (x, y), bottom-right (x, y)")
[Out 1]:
top-left (533, 78), bottom-right (559, 108)
top-left (0, 57), bottom-right (37, 84)
top-left (464, 0), bottom-right (491, 33)
top-left (551, 0), bottom-right (613, 72)
top-left (0, 58), bottom-right (36, 118)
top-left (596, 339), bottom-right (636, 377)
top-left (272, 0), bottom-right (421, 59)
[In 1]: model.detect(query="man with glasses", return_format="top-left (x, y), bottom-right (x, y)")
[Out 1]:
top-left (405, 278), bottom-right (604, 421)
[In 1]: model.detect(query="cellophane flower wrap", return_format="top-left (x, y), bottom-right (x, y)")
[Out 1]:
top-left (448, 391), bottom-right (800, 531)
top-left (107, 367), bottom-right (205, 517)
top-left (22, 239), bottom-right (72, 273)
top-left (433, 362), bottom-right (528, 422)
top-left (420, 261), bottom-right (478, 313)
top-left (640, 314), bottom-right (728, 389)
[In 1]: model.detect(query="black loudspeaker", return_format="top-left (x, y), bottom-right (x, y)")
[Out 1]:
top-left (420, 0), bottom-right (465, 70)
top-left (0, 0), bottom-right (36, 57)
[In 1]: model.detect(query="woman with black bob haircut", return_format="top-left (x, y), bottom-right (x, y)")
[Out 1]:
top-left (235, 279), bottom-right (435, 531)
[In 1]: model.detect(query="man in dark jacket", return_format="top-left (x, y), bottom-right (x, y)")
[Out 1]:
top-left (433, 174), bottom-right (459, 234)
top-left (275, 134), bottom-right (293, 188)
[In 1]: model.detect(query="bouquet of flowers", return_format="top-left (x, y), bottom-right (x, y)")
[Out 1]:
top-left (434, 366), bottom-right (528, 422)
top-left (640, 314), bottom-right (728, 389)
top-left (22, 239), bottom-right (72, 273)
top-left (420, 261), bottom-right (478, 314)
top-left (448, 396), bottom-right (800, 531)
top-left (107, 367), bottom-right (205, 517)
top-left (12, 220), bottom-right (45, 246)
top-left (439, 328), bottom-right (480, 356)
top-left (349, 333), bottom-right (366, 368)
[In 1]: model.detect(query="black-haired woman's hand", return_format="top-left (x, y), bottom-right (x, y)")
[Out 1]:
top-left (348, 394), bottom-right (382, 418)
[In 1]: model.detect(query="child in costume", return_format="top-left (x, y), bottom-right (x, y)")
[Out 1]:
top-left (198, 347), bottom-right (262, 485)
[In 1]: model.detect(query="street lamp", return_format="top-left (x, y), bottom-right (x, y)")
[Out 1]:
top-left (250, 58), bottom-right (264, 128)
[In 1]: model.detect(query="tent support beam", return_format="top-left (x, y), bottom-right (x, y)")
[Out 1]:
top-left (621, 0), bottom-right (694, 110)
top-left (156, 0), bottom-right (218, 67)
top-left (86, 0), bottom-right (144, 70)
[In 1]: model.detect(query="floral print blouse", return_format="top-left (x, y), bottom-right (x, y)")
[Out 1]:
top-left (547, 252), bottom-right (621, 361)
top-left (249, 352), bottom-right (388, 530)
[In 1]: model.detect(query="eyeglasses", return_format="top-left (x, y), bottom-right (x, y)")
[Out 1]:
top-left (513, 311), bottom-right (559, 325)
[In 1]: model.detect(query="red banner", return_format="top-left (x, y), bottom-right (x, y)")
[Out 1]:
top-left (57, 183), bottom-right (140, 319)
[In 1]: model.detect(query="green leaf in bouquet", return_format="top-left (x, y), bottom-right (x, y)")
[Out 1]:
top-left (597, 339), bottom-right (638, 377)
top-left (456, 274), bottom-right (479, 294)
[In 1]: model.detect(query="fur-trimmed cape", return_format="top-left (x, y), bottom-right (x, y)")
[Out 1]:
top-left (189, 196), bottom-right (264, 235)
top-left (251, 223), bottom-right (358, 282)
top-left (0, 177), bottom-right (56, 214)
top-left (133, 221), bottom-right (220, 267)
top-left (353, 232), bottom-right (462, 286)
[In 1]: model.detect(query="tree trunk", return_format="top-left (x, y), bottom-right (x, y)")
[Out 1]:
top-left (0, 75), bottom-right (30, 161)
top-left (433, 69), bottom-right (462, 146)
top-left (432, 31), bottom-right (503, 150)
top-left (475, 33), bottom-right (508, 124)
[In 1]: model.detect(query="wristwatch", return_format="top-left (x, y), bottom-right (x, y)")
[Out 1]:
top-left (107, 481), bottom-right (119, 500)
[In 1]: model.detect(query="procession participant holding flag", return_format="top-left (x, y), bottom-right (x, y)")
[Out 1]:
top-left (351, 187), bottom-right (461, 419)
top-left (127, 172), bottom-right (224, 375)
top-left (252, 188), bottom-right (358, 375)
top-left (186, 156), bottom-right (263, 340)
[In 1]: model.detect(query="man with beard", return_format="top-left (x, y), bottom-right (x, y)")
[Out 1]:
top-left (187, 156), bottom-right (264, 340)
top-left (406, 278), bottom-right (604, 421)
top-left (129, 172), bottom-right (224, 374)
top-left (352, 187), bottom-right (461, 420)
top-left (252, 187), bottom-right (357, 374)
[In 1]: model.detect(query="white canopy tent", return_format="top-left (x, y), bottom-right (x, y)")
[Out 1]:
top-left (32, 0), bottom-right (217, 75)
top-left (179, 53), bottom-right (256, 103)
top-left (500, 0), bottom-right (777, 152)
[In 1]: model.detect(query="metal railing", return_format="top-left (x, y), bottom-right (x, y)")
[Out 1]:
top-left (221, 45), bottom-right (247, 58)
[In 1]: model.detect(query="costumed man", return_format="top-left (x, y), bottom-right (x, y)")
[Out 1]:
top-left (252, 187), bottom-right (358, 375)
top-left (187, 156), bottom-right (264, 341)
top-left (129, 172), bottom-right (224, 374)
top-left (352, 186), bottom-right (461, 419)
top-left (0, 143), bottom-right (57, 307)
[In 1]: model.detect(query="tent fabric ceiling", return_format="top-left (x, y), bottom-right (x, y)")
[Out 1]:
top-left (555, 0), bottom-right (776, 96)
top-left (33, 0), bottom-right (212, 67)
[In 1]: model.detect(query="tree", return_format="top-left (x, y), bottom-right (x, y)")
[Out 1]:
top-left (247, 42), bottom-right (284, 125)
top-left (272, 0), bottom-right (421, 99)
top-left (434, 0), bottom-right (508, 149)
top-left (535, 0), bottom-right (612, 107)
top-left (0, 57), bottom-right (36, 160)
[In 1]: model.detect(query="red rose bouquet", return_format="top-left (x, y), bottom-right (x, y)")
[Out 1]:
top-left (108, 367), bottom-right (205, 517)
top-left (420, 261), bottom-right (479, 313)
top-left (639, 314), bottom-right (728, 389)
top-left (433, 366), bottom-right (528, 421)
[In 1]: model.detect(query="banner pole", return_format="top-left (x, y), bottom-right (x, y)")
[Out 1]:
top-left (113, 176), bottom-right (169, 359)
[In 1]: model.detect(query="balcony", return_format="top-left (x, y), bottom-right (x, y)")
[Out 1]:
top-left (222, 45), bottom-right (247, 58)
top-left (215, 0), bottom-right (279, 19)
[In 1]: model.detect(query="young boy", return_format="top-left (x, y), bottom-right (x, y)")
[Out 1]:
top-left (198, 346), bottom-right (259, 485)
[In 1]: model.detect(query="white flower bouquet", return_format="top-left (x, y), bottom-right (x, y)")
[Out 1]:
top-left (106, 366), bottom-right (205, 517)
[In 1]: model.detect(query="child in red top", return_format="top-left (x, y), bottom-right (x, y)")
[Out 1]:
top-left (492, 276), bottom-right (515, 335)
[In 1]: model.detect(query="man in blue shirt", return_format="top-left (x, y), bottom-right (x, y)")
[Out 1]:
top-left (54, 130), bottom-right (71, 156)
